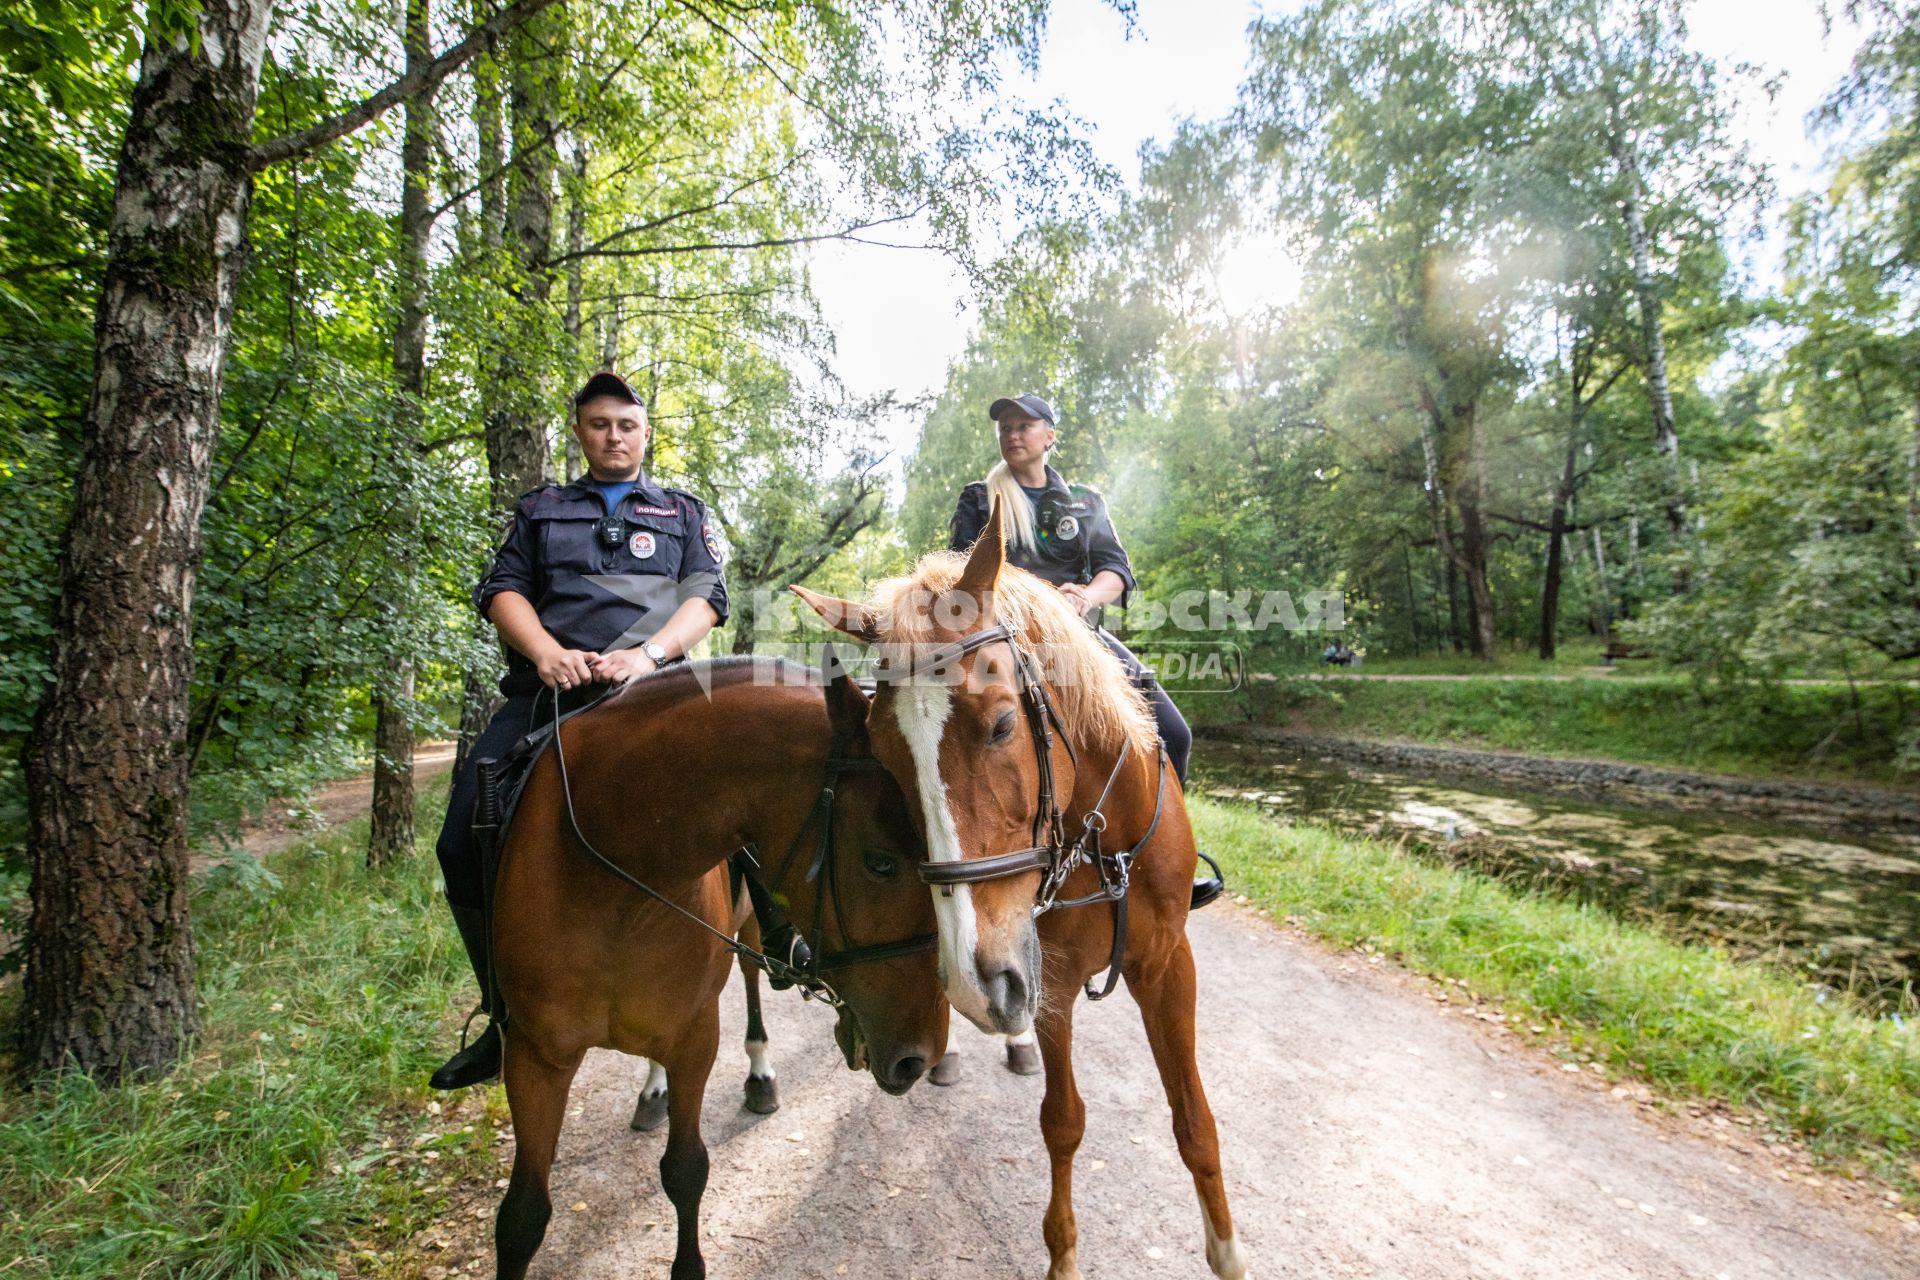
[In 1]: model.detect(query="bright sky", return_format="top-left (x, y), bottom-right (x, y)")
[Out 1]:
top-left (804, 0), bottom-right (1867, 471)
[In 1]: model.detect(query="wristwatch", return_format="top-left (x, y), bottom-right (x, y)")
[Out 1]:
top-left (642, 640), bottom-right (669, 667)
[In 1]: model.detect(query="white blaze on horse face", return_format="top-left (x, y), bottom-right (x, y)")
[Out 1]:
top-left (891, 680), bottom-right (994, 1032)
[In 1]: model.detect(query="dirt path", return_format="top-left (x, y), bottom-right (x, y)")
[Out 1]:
top-left (268, 763), bottom-right (1916, 1278)
top-left (395, 905), bottom-right (1916, 1280)
top-left (230, 744), bottom-right (457, 862)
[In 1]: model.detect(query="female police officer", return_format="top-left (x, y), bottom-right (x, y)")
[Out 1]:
top-left (430, 371), bottom-right (728, 1090)
top-left (949, 392), bottom-right (1194, 780)
top-left (944, 393), bottom-right (1222, 1080)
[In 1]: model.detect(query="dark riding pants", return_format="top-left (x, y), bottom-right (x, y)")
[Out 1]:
top-left (1095, 629), bottom-right (1193, 784)
top-left (434, 694), bottom-right (541, 910)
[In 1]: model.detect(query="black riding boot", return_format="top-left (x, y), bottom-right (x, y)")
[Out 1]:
top-left (430, 904), bottom-right (503, 1090)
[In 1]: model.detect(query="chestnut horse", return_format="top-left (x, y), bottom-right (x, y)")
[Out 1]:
top-left (794, 503), bottom-right (1249, 1279)
top-left (489, 656), bottom-right (948, 1280)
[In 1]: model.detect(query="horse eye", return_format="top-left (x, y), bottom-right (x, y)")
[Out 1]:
top-left (863, 850), bottom-right (899, 879)
top-left (989, 711), bottom-right (1017, 745)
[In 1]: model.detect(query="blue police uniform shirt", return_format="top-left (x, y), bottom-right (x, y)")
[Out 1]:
top-left (949, 464), bottom-right (1135, 606)
top-left (590, 477), bottom-right (637, 514)
top-left (475, 474), bottom-right (730, 697)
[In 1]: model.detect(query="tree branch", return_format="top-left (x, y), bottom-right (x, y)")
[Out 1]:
top-left (249, 0), bottom-right (564, 172)
top-left (544, 208), bottom-right (922, 268)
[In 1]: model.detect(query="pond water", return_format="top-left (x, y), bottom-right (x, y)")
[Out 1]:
top-left (1192, 738), bottom-right (1920, 1007)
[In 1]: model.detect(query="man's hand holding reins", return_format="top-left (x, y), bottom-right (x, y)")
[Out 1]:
top-left (536, 645), bottom-right (598, 691)
top-left (586, 648), bottom-right (656, 686)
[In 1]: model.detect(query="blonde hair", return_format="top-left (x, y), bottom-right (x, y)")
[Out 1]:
top-left (866, 552), bottom-right (1158, 762)
top-left (983, 460), bottom-right (1041, 557)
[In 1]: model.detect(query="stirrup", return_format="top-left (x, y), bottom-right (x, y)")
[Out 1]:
top-left (1190, 850), bottom-right (1226, 912)
top-left (429, 1008), bottom-right (502, 1091)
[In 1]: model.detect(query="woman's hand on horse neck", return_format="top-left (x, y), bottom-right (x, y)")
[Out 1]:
top-left (1059, 571), bottom-right (1126, 616)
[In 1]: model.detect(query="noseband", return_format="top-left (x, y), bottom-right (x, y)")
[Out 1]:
top-left (880, 622), bottom-right (1167, 1000)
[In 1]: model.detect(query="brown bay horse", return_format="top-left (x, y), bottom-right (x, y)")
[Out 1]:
top-left (489, 656), bottom-right (948, 1280)
top-left (794, 503), bottom-right (1250, 1279)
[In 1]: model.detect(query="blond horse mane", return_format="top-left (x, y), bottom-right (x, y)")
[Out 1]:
top-left (865, 552), bottom-right (1159, 762)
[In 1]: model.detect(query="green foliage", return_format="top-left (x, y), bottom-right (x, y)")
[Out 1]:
top-left (1630, 2), bottom-right (1920, 716)
top-left (1195, 798), bottom-right (1920, 1197)
top-left (0, 0), bottom-right (1120, 836)
top-left (0, 779), bottom-right (499, 1279)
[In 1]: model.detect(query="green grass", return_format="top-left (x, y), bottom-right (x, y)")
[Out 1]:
top-left (0, 777), bottom-right (501, 1280)
top-left (1322, 638), bottom-right (1621, 676)
top-left (1195, 673), bottom-right (1916, 785)
top-left (1193, 797), bottom-right (1920, 1198)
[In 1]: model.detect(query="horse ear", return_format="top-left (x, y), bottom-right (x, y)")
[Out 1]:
top-left (791, 584), bottom-right (880, 641)
top-left (956, 495), bottom-right (1005, 596)
top-left (820, 642), bottom-right (872, 754)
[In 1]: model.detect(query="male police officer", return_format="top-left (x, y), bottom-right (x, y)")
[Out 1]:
top-left (430, 371), bottom-right (728, 1090)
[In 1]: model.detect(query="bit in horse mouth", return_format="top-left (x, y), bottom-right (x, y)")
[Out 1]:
top-left (833, 1009), bottom-right (869, 1072)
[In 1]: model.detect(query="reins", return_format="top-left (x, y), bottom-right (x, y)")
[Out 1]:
top-left (543, 673), bottom-right (936, 1011)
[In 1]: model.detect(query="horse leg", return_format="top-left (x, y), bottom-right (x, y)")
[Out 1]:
top-left (1127, 935), bottom-right (1249, 1279)
top-left (495, 1035), bottom-right (584, 1280)
top-left (658, 1016), bottom-right (720, 1280)
top-left (1035, 1001), bottom-right (1087, 1280)
top-left (738, 922), bottom-right (779, 1114)
top-left (630, 1058), bottom-right (670, 1132)
top-left (1005, 1029), bottom-right (1042, 1075)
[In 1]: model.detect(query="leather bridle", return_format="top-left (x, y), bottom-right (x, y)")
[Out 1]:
top-left (877, 622), bottom-right (1167, 1000)
top-left (548, 681), bottom-right (937, 1011)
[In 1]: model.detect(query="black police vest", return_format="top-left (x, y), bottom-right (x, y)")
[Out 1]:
top-left (1013, 486), bottom-right (1103, 586)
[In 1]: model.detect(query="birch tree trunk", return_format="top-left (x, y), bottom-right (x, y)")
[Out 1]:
top-left (1610, 127), bottom-right (1687, 540)
top-left (22, 0), bottom-right (273, 1078)
top-left (1907, 390), bottom-right (1919, 547)
top-left (370, 0), bottom-right (435, 867)
top-left (563, 144), bottom-right (587, 482)
top-left (494, 20), bottom-right (559, 488)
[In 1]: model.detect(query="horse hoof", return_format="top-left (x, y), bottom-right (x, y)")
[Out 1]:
top-left (1005, 1042), bottom-right (1043, 1076)
top-left (744, 1074), bottom-right (780, 1115)
top-left (928, 1051), bottom-right (963, 1086)
top-left (630, 1089), bottom-right (669, 1132)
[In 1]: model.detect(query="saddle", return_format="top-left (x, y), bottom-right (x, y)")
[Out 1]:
top-left (465, 684), bottom-right (819, 1027)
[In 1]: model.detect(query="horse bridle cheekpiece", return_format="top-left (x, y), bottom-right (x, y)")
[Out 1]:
top-left (882, 622), bottom-right (1166, 1001)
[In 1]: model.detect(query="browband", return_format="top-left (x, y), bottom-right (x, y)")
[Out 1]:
top-left (919, 846), bottom-right (1052, 886)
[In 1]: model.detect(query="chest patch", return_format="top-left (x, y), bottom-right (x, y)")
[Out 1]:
top-left (629, 530), bottom-right (658, 560)
top-left (630, 503), bottom-right (678, 518)
top-left (1054, 514), bottom-right (1081, 542)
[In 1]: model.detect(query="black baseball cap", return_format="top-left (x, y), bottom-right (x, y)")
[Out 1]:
top-left (574, 370), bottom-right (643, 408)
top-left (988, 393), bottom-right (1056, 425)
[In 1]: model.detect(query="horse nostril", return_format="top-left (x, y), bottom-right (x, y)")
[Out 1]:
top-left (891, 1055), bottom-right (926, 1086)
top-left (986, 966), bottom-right (1029, 1015)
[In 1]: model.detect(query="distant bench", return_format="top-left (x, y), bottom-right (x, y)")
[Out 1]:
top-left (1602, 639), bottom-right (1649, 666)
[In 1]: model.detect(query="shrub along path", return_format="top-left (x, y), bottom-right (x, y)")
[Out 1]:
top-left (418, 904), bottom-right (1918, 1278)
